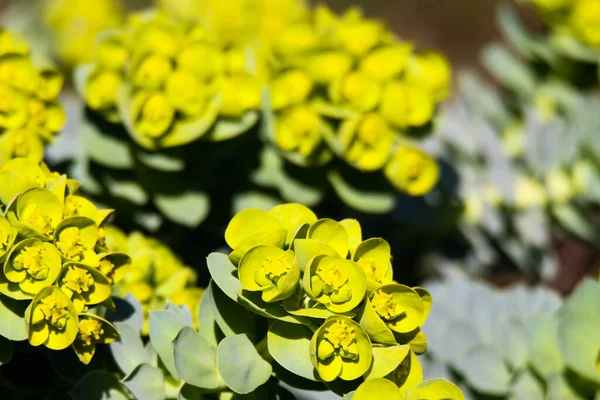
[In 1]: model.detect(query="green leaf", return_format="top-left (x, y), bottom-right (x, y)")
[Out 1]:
top-left (136, 149), bottom-right (185, 172)
top-left (237, 290), bottom-right (308, 325)
top-left (153, 191), bottom-right (209, 228)
top-left (206, 252), bottom-right (243, 302)
top-left (509, 370), bottom-right (544, 400)
top-left (0, 336), bottom-right (13, 366)
top-left (481, 43), bottom-right (536, 97)
top-left (149, 309), bottom-right (192, 380)
top-left (109, 322), bottom-right (149, 377)
top-left (105, 177), bottom-right (149, 206)
top-left (549, 31), bottom-right (600, 63)
top-left (71, 371), bottom-right (131, 400)
top-left (203, 282), bottom-right (255, 338)
top-left (459, 345), bottom-right (511, 395)
top-left (108, 294), bottom-right (145, 336)
top-left (527, 315), bottom-right (564, 379)
top-left (553, 205), bottom-right (600, 245)
top-left (267, 321), bottom-right (319, 381)
top-left (159, 94), bottom-right (222, 148)
top-left (207, 111), bottom-right (259, 142)
top-left (123, 364), bottom-right (166, 400)
top-left (328, 170), bottom-right (396, 214)
top-left (82, 118), bottom-right (133, 169)
top-left (217, 334), bottom-right (273, 394)
top-left (365, 345), bottom-right (410, 380)
top-left (0, 294), bottom-right (27, 341)
top-left (173, 326), bottom-right (226, 390)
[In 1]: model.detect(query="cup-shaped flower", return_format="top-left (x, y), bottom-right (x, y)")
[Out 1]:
top-left (1, 238), bottom-right (62, 300)
top-left (270, 69), bottom-right (313, 110)
top-left (384, 145), bottom-right (439, 196)
top-left (84, 68), bottom-right (122, 114)
top-left (72, 313), bottom-right (119, 364)
top-left (8, 187), bottom-right (64, 239)
top-left (27, 286), bottom-right (78, 350)
top-left (405, 52), bottom-right (452, 102)
top-left (54, 217), bottom-right (100, 267)
top-left (0, 83), bottom-right (28, 129)
top-left (0, 214), bottom-right (17, 261)
top-left (58, 262), bottom-right (112, 313)
top-left (310, 316), bottom-right (372, 381)
top-left (131, 91), bottom-right (176, 139)
top-left (571, 0), bottom-right (600, 48)
top-left (380, 81), bottom-right (435, 128)
top-left (339, 114), bottom-right (394, 171)
top-left (239, 245), bottom-right (300, 302)
top-left (96, 252), bottom-right (130, 284)
top-left (359, 43), bottom-right (413, 81)
top-left (304, 255), bottom-right (366, 313)
top-left (353, 238), bottom-right (393, 292)
top-left (368, 284), bottom-right (426, 335)
top-left (274, 105), bottom-right (324, 159)
top-left (329, 72), bottom-right (382, 112)
top-left (224, 208), bottom-right (287, 264)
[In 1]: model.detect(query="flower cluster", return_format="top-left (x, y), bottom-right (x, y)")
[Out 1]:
top-left (528, 0), bottom-right (600, 48)
top-left (42, 0), bottom-right (124, 67)
top-left (265, 6), bottom-right (449, 195)
top-left (212, 203), bottom-right (463, 396)
top-left (0, 28), bottom-right (65, 165)
top-left (106, 226), bottom-right (204, 334)
top-left (78, 11), bottom-right (264, 149)
top-left (0, 158), bottom-right (127, 364)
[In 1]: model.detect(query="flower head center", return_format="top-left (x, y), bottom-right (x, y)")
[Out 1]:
top-left (405, 150), bottom-right (424, 180)
top-left (357, 257), bottom-right (383, 282)
top-left (38, 292), bottom-right (69, 330)
top-left (14, 245), bottom-right (48, 280)
top-left (23, 204), bottom-right (55, 236)
top-left (78, 319), bottom-right (104, 346)
top-left (57, 227), bottom-right (86, 260)
top-left (263, 255), bottom-right (290, 280)
top-left (63, 266), bottom-right (94, 295)
top-left (98, 259), bottom-right (115, 283)
top-left (371, 290), bottom-right (402, 321)
top-left (324, 320), bottom-right (356, 351)
top-left (142, 93), bottom-right (171, 123)
top-left (316, 263), bottom-right (348, 291)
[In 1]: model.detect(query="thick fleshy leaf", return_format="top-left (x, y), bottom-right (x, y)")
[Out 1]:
top-left (206, 252), bottom-right (243, 302)
top-left (0, 294), bottom-right (27, 340)
top-left (481, 44), bottom-right (535, 96)
top-left (153, 191), bottom-right (209, 228)
top-left (458, 345), bottom-right (511, 395)
top-left (107, 294), bottom-right (144, 335)
top-left (328, 170), bottom-right (396, 214)
top-left (237, 289), bottom-right (308, 325)
top-left (109, 322), bottom-right (149, 376)
top-left (217, 334), bottom-right (273, 394)
top-left (207, 111), bottom-right (259, 142)
top-left (82, 118), bottom-right (133, 169)
top-left (268, 320), bottom-right (319, 381)
top-left (70, 371), bottom-right (131, 400)
top-left (201, 282), bottom-right (255, 340)
top-left (123, 364), bottom-right (165, 400)
top-left (509, 370), bottom-right (544, 400)
top-left (149, 309), bottom-right (192, 380)
top-left (173, 326), bottom-right (226, 390)
top-left (340, 219), bottom-right (362, 256)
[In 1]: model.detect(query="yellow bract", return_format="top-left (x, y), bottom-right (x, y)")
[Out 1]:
top-left (275, 106), bottom-right (322, 158)
top-left (385, 146), bottom-right (440, 196)
top-left (570, 0), bottom-right (600, 47)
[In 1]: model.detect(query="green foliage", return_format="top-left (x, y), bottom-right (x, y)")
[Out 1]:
top-left (421, 267), bottom-right (600, 399)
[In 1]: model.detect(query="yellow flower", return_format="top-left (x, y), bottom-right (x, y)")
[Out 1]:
top-left (360, 44), bottom-right (414, 81)
top-left (0, 54), bottom-right (36, 92)
top-left (62, 265), bottom-right (94, 295)
top-left (336, 8), bottom-right (384, 56)
top-left (343, 114), bottom-right (395, 171)
top-left (132, 92), bottom-right (175, 138)
top-left (176, 42), bottom-right (225, 78)
top-left (336, 72), bottom-right (382, 111)
top-left (385, 145), bottom-right (440, 196)
top-left (0, 29), bottom-right (29, 56)
top-left (305, 52), bottom-right (353, 84)
top-left (275, 24), bottom-right (319, 56)
top-left (85, 70), bottom-right (122, 111)
top-left (571, 0), bottom-right (600, 47)
top-left (166, 70), bottom-right (206, 116)
top-left (95, 34), bottom-right (129, 71)
top-left (530, 0), bottom-right (573, 11)
top-left (275, 105), bottom-right (322, 158)
top-left (380, 81), bottom-right (436, 127)
top-left (78, 318), bottom-right (103, 346)
top-left (132, 54), bottom-right (173, 90)
top-left (406, 52), bottom-right (452, 101)
top-left (219, 75), bottom-right (262, 118)
top-left (270, 70), bottom-right (313, 110)
top-left (0, 83), bottom-right (28, 129)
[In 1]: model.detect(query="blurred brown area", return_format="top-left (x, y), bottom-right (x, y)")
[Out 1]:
top-left (313, 0), bottom-right (515, 71)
